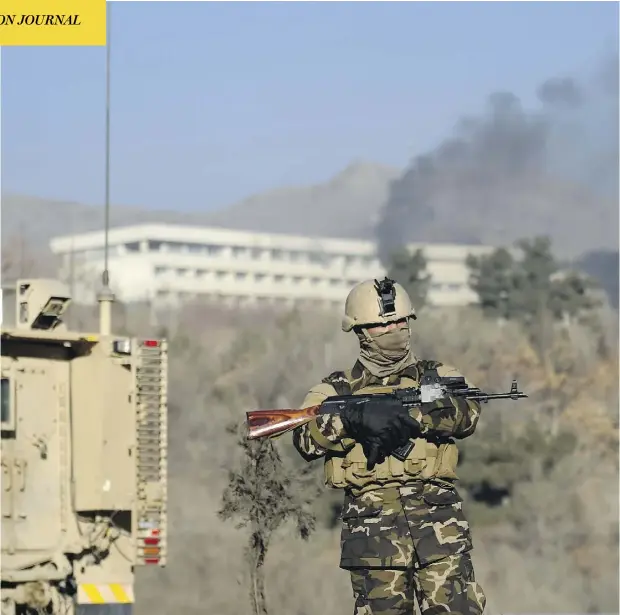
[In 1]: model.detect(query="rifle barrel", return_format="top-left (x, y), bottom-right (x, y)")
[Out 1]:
top-left (466, 392), bottom-right (528, 401)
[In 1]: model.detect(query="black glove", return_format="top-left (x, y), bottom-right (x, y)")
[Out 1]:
top-left (341, 397), bottom-right (420, 470)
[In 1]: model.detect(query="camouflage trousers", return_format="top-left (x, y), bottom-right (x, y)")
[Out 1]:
top-left (339, 481), bottom-right (486, 614)
top-left (350, 553), bottom-right (485, 615)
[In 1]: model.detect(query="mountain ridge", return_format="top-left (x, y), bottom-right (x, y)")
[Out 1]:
top-left (1, 160), bottom-right (399, 246)
top-left (2, 160), bottom-right (617, 303)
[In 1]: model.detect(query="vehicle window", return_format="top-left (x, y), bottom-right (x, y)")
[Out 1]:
top-left (1, 378), bottom-right (10, 424)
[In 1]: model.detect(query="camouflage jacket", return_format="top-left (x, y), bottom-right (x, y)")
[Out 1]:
top-left (292, 358), bottom-right (482, 461)
top-left (292, 358), bottom-right (480, 571)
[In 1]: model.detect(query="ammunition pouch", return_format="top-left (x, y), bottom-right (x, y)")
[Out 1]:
top-left (324, 436), bottom-right (459, 491)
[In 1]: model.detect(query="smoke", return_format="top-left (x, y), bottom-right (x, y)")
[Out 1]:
top-left (376, 53), bottom-right (619, 261)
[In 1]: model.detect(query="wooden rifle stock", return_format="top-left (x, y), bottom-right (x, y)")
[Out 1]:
top-left (246, 406), bottom-right (322, 440)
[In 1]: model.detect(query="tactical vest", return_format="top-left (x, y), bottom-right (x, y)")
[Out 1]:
top-left (322, 360), bottom-right (460, 495)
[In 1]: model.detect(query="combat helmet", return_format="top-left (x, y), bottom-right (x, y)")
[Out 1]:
top-left (342, 277), bottom-right (417, 332)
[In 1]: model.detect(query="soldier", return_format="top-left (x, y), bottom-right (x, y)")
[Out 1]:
top-left (292, 277), bottom-right (486, 615)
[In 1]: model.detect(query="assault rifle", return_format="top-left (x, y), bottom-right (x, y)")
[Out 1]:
top-left (246, 376), bottom-right (528, 462)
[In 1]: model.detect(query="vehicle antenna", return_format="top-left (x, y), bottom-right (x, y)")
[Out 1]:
top-left (97, 3), bottom-right (115, 335)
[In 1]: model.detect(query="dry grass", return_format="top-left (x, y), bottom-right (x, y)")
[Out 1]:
top-left (74, 299), bottom-right (618, 615)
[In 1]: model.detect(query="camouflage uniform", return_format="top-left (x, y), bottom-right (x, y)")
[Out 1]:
top-left (293, 358), bottom-right (486, 615)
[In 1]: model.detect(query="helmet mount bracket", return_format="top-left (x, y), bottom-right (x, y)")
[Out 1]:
top-left (374, 277), bottom-right (397, 318)
top-left (341, 277), bottom-right (416, 333)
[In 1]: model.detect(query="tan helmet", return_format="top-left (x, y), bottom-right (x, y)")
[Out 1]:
top-left (342, 277), bottom-right (417, 332)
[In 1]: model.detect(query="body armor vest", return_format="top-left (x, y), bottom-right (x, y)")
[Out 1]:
top-left (322, 360), bottom-right (460, 495)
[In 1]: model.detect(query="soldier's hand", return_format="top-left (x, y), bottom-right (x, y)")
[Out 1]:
top-left (341, 397), bottom-right (419, 443)
top-left (341, 397), bottom-right (420, 470)
top-left (363, 439), bottom-right (384, 471)
top-left (363, 397), bottom-right (420, 437)
top-left (362, 426), bottom-right (413, 470)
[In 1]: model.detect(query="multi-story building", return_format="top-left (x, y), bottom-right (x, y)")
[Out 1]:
top-left (49, 224), bottom-right (494, 309)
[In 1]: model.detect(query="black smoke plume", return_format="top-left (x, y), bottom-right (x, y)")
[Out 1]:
top-left (376, 54), bottom-right (619, 262)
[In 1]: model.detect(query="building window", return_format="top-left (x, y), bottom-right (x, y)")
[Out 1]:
top-left (311, 277), bottom-right (321, 286)
top-left (344, 255), bottom-right (357, 267)
top-left (251, 248), bottom-right (263, 259)
top-left (271, 249), bottom-right (284, 261)
top-left (216, 271), bottom-right (227, 280)
top-left (329, 279), bottom-right (340, 286)
top-left (176, 268), bottom-right (188, 276)
top-left (166, 242), bottom-right (184, 253)
top-left (235, 272), bottom-right (247, 281)
top-left (149, 240), bottom-right (163, 251)
top-left (274, 275), bottom-right (284, 283)
top-left (187, 243), bottom-right (203, 253)
top-left (232, 247), bottom-right (246, 258)
top-left (155, 266), bottom-right (167, 276)
top-left (196, 269), bottom-right (208, 277)
top-left (254, 273), bottom-right (266, 282)
top-left (125, 242), bottom-right (140, 252)
top-left (292, 276), bottom-right (303, 284)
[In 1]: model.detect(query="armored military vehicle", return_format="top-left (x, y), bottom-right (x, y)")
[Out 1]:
top-left (1, 279), bottom-right (168, 615)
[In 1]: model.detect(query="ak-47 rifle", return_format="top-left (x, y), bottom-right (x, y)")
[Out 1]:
top-left (246, 376), bottom-right (528, 461)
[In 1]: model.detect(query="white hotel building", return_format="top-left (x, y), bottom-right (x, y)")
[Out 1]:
top-left (49, 224), bottom-right (494, 309)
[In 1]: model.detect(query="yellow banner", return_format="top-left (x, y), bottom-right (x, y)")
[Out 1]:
top-left (0, 0), bottom-right (106, 46)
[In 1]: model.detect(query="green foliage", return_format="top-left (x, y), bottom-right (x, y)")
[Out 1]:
top-left (575, 249), bottom-right (619, 309)
top-left (467, 235), bottom-right (601, 326)
top-left (457, 416), bottom-right (578, 526)
top-left (387, 247), bottom-right (431, 308)
top-left (465, 248), bottom-right (515, 319)
top-left (548, 270), bottom-right (601, 320)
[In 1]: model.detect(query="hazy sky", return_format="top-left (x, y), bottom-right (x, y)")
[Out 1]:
top-left (1, 1), bottom-right (617, 213)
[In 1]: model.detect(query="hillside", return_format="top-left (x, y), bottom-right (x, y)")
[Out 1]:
top-left (2, 160), bottom-right (617, 254)
top-left (97, 300), bottom-right (618, 615)
top-left (1, 160), bottom-right (617, 305)
top-left (0, 161), bottom-right (399, 247)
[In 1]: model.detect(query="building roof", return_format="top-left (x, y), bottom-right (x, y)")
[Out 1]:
top-left (50, 223), bottom-right (495, 259)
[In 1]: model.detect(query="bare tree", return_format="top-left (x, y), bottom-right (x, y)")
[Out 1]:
top-left (219, 424), bottom-right (316, 615)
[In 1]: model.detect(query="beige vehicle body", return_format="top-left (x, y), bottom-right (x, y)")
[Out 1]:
top-left (1, 279), bottom-right (168, 615)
